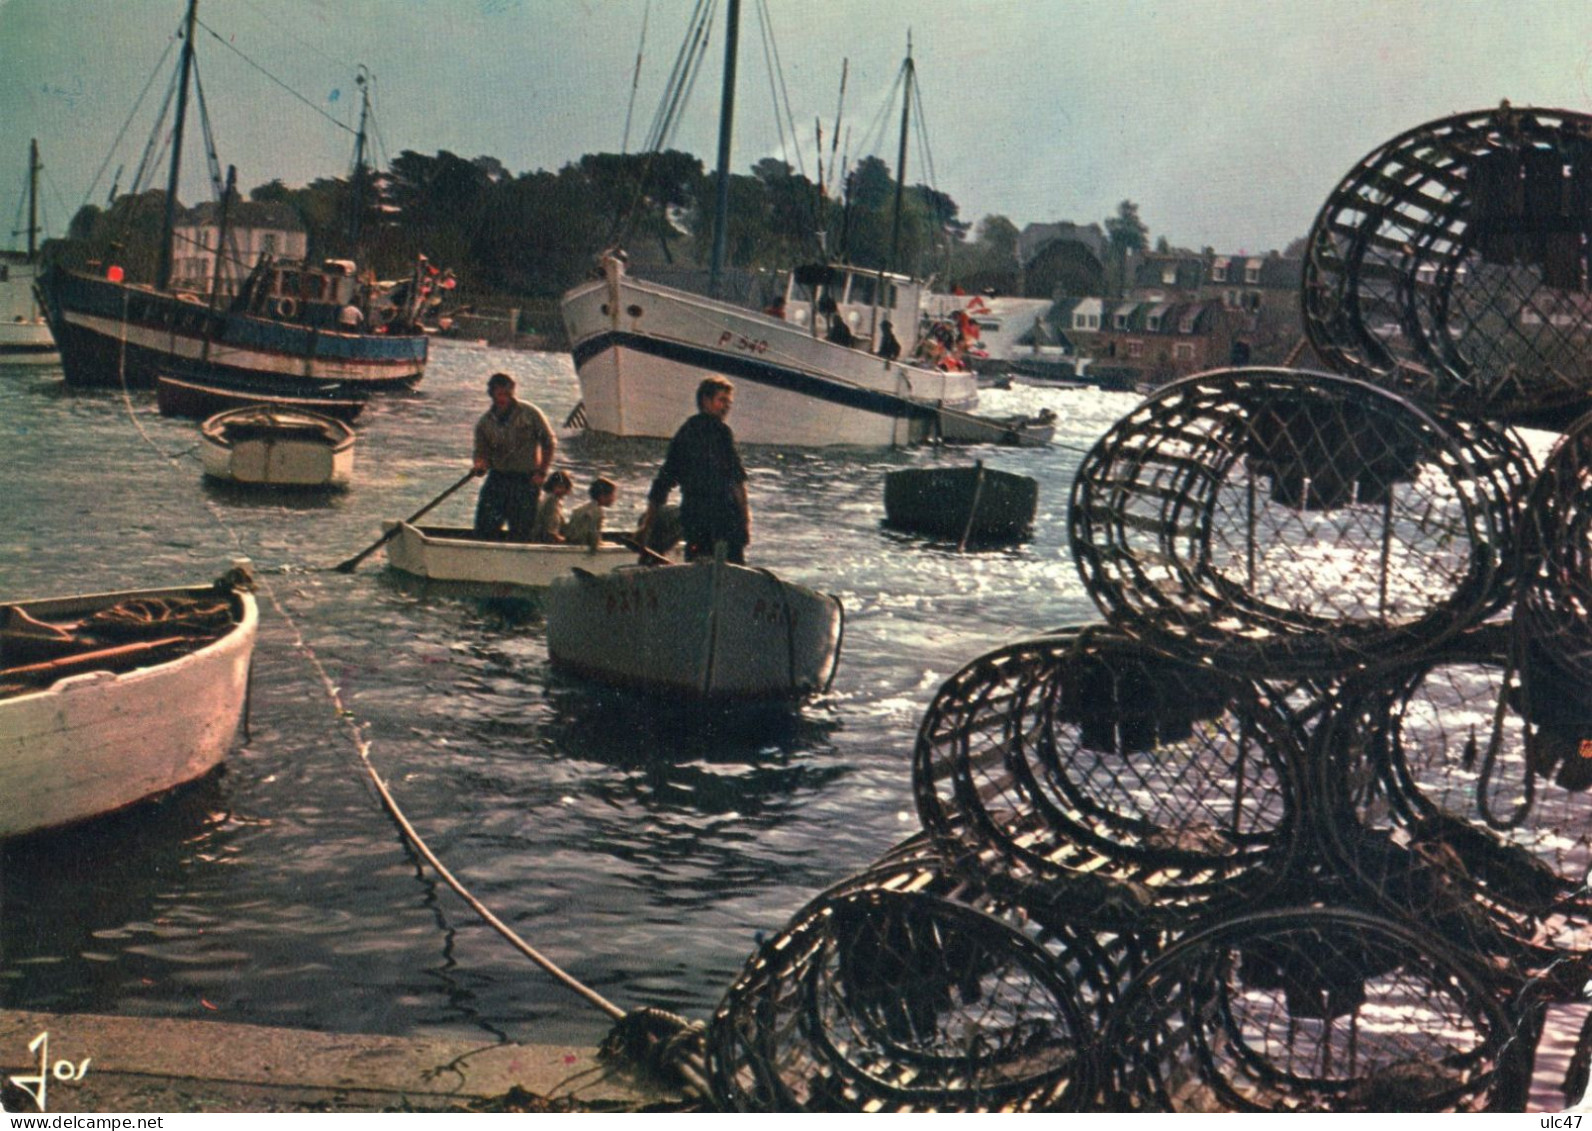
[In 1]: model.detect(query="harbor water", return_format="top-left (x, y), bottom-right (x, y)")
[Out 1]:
top-left (0, 347), bottom-right (1139, 1047)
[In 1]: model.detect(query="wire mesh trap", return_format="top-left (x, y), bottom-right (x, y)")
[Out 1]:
top-left (787, 837), bottom-right (1158, 1041)
top-left (705, 888), bottom-right (1096, 1112)
top-left (1097, 908), bottom-right (1531, 1112)
top-left (1068, 368), bottom-right (1524, 678)
top-left (1518, 411), bottom-right (1592, 693)
top-left (1309, 626), bottom-right (1592, 987)
top-left (911, 627), bottom-right (1301, 930)
top-left (1302, 104), bottom-right (1592, 429)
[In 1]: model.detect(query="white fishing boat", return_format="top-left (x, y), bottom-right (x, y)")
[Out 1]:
top-left (563, 256), bottom-right (982, 447)
top-left (0, 572), bottom-right (258, 839)
top-left (200, 406), bottom-right (355, 488)
top-left (554, 8), bottom-right (1057, 450)
top-left (545, 558), bottom-right (844, 701)
top-left (382, 521), bottom-right (636, 590)
top-left (0, 140), bottom-right (57, 363)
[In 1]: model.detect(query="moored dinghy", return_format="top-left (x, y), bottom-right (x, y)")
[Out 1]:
top-left (383, 521), bottom-right (635, 590)
top-left (200, 406), bottom-right (355, 488)
top-left (545, 558), bottom-right (843, 701)
top-left (883, 460), bottom-right (1039, 544)
top-left (0, 569), bottom-right (258, 839)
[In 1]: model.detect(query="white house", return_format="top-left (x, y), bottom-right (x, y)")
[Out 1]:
top-left (171, 200), bottom-right (308, 296)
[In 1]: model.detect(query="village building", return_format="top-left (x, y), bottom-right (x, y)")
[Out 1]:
top-left (170, 200), bottom-right (308, 297)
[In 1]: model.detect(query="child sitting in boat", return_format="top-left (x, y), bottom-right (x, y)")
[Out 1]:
top-left (531, 470), bottom-right (574, 542)
top-left (563, 477), bottom-right (618, 549)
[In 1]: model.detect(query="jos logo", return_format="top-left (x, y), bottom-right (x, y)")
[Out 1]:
top-left (5, 1031), bottom-right (92, 1113)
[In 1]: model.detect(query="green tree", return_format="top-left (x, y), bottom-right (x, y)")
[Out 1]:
top-left (1105, 200), bottom-right (1148, 296)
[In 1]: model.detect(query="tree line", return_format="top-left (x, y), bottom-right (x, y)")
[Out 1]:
top-left (54, 146), bottom-right (1152, 317)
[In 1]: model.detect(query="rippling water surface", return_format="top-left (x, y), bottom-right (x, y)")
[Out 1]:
top-left (0, 347), bottom-right (1139, 1045)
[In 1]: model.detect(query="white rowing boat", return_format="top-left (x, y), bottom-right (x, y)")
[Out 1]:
top-left (200, 406), bottom-right (355, 488)
top-left (382, 522), bottom-right (636, 590)
top-left (544, 558), bottom-right (843, 701)
top-left (0, 572), bottom-right (258, 839)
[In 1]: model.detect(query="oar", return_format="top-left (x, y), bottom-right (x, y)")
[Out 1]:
top-left (612, 533), bottom-right (673, 567)
top-left (333, 470), bottom-right (477, 573)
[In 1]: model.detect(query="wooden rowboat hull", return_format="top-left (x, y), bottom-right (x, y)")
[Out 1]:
top-left (545, 560), bottom-right (843, 701)
top-left (157, 373), bottom-right (368, 424)
top-left (383, 522), bottom-right (635, 589)
top-left (0, 581), bottom-right (258, 839)
top-left (883, 463), bottom-right (1039, 542)
top-left (200, 406), bottom-right (356, 488)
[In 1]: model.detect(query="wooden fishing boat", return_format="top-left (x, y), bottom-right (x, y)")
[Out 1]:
top-left (383, 522), bottom-right (635, 589)
top-left (544, 559), bottom-right (843, 701)
top-left (35, 0), bottom-right (432, 393)
top-left (157, 372), bottom-right (367, 423)
top-left (200, 406), bottom-right (355, 488)
top-left (0, 571), bottom-right (258, 839)
top-left (883, 460), bottom-right (1040, 544)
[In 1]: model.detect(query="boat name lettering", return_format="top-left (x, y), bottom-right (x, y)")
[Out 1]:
top-left (751, 598), bottom-right (790, 625)
top-left (604, 587), bottom-right (659, 615)
top-left (717, 331), bottom-right (769, 354)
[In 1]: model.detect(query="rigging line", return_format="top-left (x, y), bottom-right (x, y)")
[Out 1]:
top-left (749, 0), bottom-right (792, 178)
top-left (909, 69), bottom-right (938, 196)
top-left (189, 61), bottom-right (229, 201)
top-left (646, 0), bottom-right (714, 152)
top-left (656, 5), bottom-right (715, 154)
top-left (620, 0), bottom-right (650, 155)
top-left (758, 0), bottom-right (807, 180)
top-left (195, 17), bottom-right (355, 135)
top-left (753, 3), bottom-right (787, 168)
top-left (641, 0), bottom-right (714, 154)
top-left (231, 0), bottom-right (359, 75)
top-left (610, 0), bottom-right (714, 249)
top-left (104, 363), bottom-right (645, 1039)
top-left (82, 36), bottom-right (180, 209)
top-left (854, 65), bottom-right (902, 168)
top-left (128, 70), bottom-right (181, 199)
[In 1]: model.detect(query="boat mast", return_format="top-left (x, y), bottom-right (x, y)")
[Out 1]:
top-left (888, 36), bottom-right (913, 276)
top-left (348, 67), bottom-right (371, 252)
top-left (26, 138), bottom-right (40, 261)
top-left (156, 0), bottom-right (200, 292)
top-left (201, 164), bottom-right (236, 362)
top-left (708, 0), bottom-right (741, 298)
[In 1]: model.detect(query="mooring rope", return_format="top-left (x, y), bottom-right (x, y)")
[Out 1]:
top-left (109, 377), bottom-right (712, 1102)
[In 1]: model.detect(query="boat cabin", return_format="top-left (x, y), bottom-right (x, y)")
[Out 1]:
top-left (779, 263), bottom-right (928, 355)
top-left (230, 257), bottom-right (366, 329)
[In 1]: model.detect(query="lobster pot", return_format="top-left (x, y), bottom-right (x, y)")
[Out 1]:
top-left (781, 839), bottom-right (1157, 1043)
top-left (1518, 414), bottom-right (1592, 691)
top-left (1310, 626), bottom-right (1592, 986)
top-left (1302, 104), bottom-right (1592, 428)
top-left (1099, 908), bottom-right (1530, 1112)
top-left (1068, 369), bottom-right (1519, 678)
top-left (912, 627), bottom-right (1300, 930)
top-left (706, 889), bottom-right (1095, 1112)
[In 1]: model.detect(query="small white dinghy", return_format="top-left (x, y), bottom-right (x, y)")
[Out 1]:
top-left (200, 406), bottom-right (355, 488)
top-left (383, 522), bottom-right (637, 590)
top-left (544, 557), bottom-right (844, 701)
top-left (0, 569), bottom-right (258, 839)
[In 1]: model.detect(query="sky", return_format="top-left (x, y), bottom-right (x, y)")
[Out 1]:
top-left (3, 0), bottom-right (1592, 257)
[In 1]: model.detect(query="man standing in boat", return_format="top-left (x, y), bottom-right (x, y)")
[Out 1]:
top-left (637, 376), bottom-right (751, 564)
top-left (472, 372), bottom-right (556, 541)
